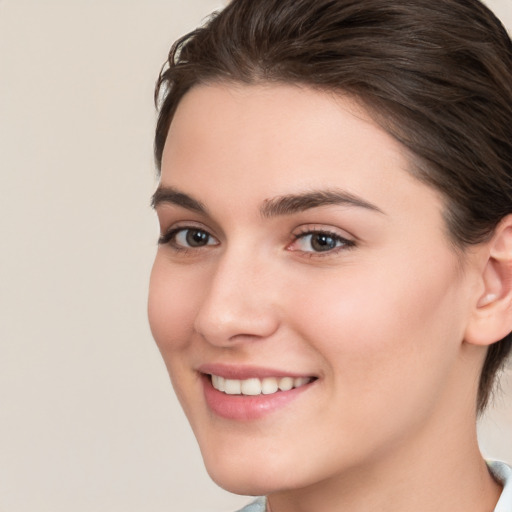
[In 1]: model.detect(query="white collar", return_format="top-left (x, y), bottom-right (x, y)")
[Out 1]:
top-left (488, 461), bottom-right (512, 512)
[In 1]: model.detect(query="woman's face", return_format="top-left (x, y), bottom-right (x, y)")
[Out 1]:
top-left (148, 83), bottom-right (480, 495)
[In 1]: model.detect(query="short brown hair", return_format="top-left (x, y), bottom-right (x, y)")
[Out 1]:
top-left (154, 0), bottom-right (512, 411)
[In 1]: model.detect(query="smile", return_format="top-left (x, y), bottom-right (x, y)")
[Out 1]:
top-left (200, 365), bottom-right (318, 420)
top-left (210, 374), bottom-right (314, 396)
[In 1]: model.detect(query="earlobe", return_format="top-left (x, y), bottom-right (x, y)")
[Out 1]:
top-left (465, 215), bottom-right (512, 347)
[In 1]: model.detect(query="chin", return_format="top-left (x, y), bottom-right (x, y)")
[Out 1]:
top-left (200, 445), bottom-right (317, 497)
top-left (208, 469), bottom-right (272, 497)
top-left (200, 450), bottom-right (271, 495)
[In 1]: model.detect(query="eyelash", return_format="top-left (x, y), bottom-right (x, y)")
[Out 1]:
top-left (158, 225), bottom-right (356, 257)
top-left (158, 226), bottom-right (217, 252)
top-left (289, 228), bottom-right (356, 257)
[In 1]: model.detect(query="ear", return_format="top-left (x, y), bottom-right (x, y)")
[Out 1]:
top-left (464, 215), bottom-right (512, 347)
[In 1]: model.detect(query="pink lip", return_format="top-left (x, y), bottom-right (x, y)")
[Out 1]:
top-left (198, 365), bottom-right (317, 421)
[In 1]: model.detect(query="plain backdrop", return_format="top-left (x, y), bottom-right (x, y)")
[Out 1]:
top-left (0, 1), bottom-right (511, 511)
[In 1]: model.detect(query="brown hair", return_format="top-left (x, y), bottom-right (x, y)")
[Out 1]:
top-left (154, 0), bottom-right (512, 411)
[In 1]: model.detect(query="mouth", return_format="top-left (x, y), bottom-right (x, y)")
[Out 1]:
top-left (198, 366), bottom-right (318, 420)
top-left (209, 374), bottom-right (315, 396)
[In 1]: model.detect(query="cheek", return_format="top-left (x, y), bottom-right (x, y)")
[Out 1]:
top-left (148, 257), bottom-right (207, 417)
top-left (286, 249), bottom-right (466, 400)
top-left (147, 256), bottom-right (200, 354)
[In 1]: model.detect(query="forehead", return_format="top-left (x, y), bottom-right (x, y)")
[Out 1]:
top-left (166, 82), bottom-right (391, 158)
top-left (160, 82), bottom-right (443, 225)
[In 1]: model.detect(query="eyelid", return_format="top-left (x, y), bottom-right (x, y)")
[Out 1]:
top-left (287, 224), bottom-right (356, 256)
top-left (158, 222), bottom-right (219, 248)
top-left (292, 224), bottom-right (356, 241)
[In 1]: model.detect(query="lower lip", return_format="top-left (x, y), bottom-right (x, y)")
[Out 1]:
top-left (202, 374), bottom-right (314, 421)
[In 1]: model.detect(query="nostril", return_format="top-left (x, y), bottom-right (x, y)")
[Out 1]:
top-left (194, 305), bottom-right (280, 347)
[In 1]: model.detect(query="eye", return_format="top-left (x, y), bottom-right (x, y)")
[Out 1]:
top-left (159, 227), bottom-right (219, 249)
top-left (289, 229), bottom-right (355, 254)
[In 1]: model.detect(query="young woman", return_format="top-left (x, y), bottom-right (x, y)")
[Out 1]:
top-left (148, 1), bottom-right (512, 510)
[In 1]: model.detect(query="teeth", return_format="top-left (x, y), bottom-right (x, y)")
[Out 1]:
top-left (294, 377), bottom-right (309, 387)
top-left (261, 377), bottom-right (278, 395)
top-left (210, 374), bottom-right (313, 395)
top-left (278, 377), bottom-right (294, 391)
top-left (211, 374), bottom-right (225, 392)
top-left (240, 378), bottom-right (261, 396)
top-left (224, 379), bottom-right (241, 395)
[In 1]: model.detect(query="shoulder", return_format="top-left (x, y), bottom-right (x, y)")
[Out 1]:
top-left (488, 460), bottom-right (512, 511)
top-left (234, 497), bottom-right (266, 512)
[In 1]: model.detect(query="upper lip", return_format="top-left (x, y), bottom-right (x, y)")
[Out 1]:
top-left (198, 363), bottom-right (316, 380)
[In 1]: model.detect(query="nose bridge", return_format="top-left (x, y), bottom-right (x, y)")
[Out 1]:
top-left (194, 243), bottom-right (279, 345)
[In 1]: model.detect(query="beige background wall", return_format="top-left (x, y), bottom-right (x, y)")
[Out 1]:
top-left (0, 1), bottom-right (510, 511)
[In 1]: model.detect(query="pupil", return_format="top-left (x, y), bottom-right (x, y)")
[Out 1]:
top-left (186, 229), bottom-right (209, 247)
top-left (311, 234), bottom-right (336, 252)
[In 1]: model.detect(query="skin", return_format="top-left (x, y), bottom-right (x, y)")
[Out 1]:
top-left (148, 83), bottom-right (502, 512)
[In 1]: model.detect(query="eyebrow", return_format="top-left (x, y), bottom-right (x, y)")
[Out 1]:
top-left (260, 189), bottom-right (384, 218)
top-left (151, 186), bottom-right (207, 214)
top-left (151, 186), bottom-right (383, 217)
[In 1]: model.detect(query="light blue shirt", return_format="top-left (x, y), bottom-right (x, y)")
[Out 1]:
top-left (236, 461), bottom-right (512, 512)
top-left (492, 461), bottom-right (512, 512)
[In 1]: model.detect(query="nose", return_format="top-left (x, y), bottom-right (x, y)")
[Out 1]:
top-left (193, 248), bottom-right (280, 346)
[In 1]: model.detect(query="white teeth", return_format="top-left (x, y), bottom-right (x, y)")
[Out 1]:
top-left (278, 377), bottom-right (294, 391)
top-left (240, 378), bottom-right (261, 396)
top-left (211, 374), bottom-right (225, 392)
top-left (210, 374), bottom-right (313, 395)
top-left (224, 379), bottom-right (241, 395)
top-left (294, 377), bottom-right (309, 387)
top-left (261, 377), bottom-right (279, 395)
